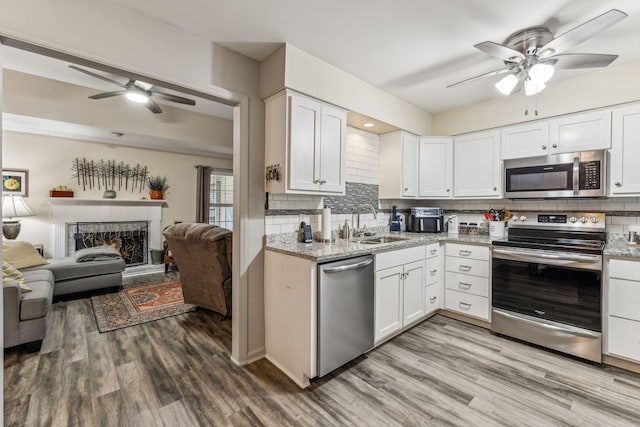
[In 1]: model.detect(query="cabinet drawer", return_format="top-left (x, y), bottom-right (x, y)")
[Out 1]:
top-left (445, 243), bottom-right (489, 261)
top-left (426, 243), bottom-right (440, 259)
top-left (426, 257), bottom-right (440, 286)
top-left (609, 259), bottom-right (640, 281)
top-left (609, 278), bottom-right (640, 321)
top-left (425, 284), bottom-right (441, 314)
top-left (608, 316), bottom-right (640, 362)
top-left (445, 289), bottom-right (489, 320)
top-left (445, 272), bottom-right (489, 297)
top-left (376, 245), bottom-right (424, 271)
top-left (445, 257), bottom-right (489, 278)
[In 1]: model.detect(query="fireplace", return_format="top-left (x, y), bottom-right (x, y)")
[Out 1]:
top-left (67, 221), bottom-right (149, 265)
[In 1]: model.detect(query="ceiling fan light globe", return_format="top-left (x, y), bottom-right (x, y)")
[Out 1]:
top-left (125, 92), bottom-right (149, 103)
top-left (529, 63), bottom-right (555, 83)
top-left (525, 80), bottom-right (546, 96)
top-left (495, 74), bottom-right (519, 95)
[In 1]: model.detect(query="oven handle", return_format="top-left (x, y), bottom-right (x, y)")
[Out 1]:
top-left (493, 309), bottom-right (601, 340)
top-left (492, 247), bottom-right (601, 265)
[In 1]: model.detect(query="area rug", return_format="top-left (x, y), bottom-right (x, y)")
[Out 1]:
top-left (91, 273), bottom-right (196, 332)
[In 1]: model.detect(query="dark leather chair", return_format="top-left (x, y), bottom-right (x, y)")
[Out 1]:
top-left (163, 222), bottom-right (232, 316)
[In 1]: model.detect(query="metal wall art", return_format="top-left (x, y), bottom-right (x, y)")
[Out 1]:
top-left (71, 158), bottom-right (149, 192)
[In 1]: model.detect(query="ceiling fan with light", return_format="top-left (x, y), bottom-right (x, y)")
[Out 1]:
top-left (69, 65), bottom-right (196, 113)
top-left (448, 9), bottom-right (628, 97)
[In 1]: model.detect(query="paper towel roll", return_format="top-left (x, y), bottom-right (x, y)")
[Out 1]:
top-left (321, 207), bottom-right (332, 241)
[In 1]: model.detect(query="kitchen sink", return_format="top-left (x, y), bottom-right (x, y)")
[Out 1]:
top-left (359, 236), bottom-right (409, 244)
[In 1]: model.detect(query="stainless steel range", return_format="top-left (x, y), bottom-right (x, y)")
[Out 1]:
top-left (491, 211), bottom-right (606, 363)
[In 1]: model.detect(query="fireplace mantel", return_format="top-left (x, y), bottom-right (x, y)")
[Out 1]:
top-left (50, 198), bottom-right (165, 260)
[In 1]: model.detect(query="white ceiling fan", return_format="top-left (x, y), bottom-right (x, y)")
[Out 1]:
top-left (448, 9), bottom-right (628, 97)
top-left (69, 65), bottom-right (196, 113)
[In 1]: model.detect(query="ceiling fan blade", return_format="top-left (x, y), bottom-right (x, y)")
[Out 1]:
top-left (550, 53), bottom-right (619, 70)
top-left (474, 41), bottom-right (525, 62)
top-left (69, 65), bottom-right (128, 89)
top-left (150, 90), bottom-right (196, 106)
top-left (88, 90), bottom-right (126, 100)
top-left (146, 98), bottom-right (163, 114)
top-left (447, 67), bottom-right (512, 88)
top-left (538, 9), bottom-right (627, 57)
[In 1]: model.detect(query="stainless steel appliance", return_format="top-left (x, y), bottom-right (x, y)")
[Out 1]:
top-left (407, 207), bottom-right (444, 233)
top-left (491, 211), bottom-right (606, 363)
top-left (318, 255), bottom-right (374, 377)
top-left (504, 150), bottom-right (606, 199)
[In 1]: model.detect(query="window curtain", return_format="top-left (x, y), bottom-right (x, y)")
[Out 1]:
top-left (195, 165), bottom-right (211, 223)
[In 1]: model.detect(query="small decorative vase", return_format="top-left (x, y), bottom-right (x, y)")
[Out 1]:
top-left (149, 190), bottom-right (164, 200)
top-left (103, 190), bottom-right (117, 199)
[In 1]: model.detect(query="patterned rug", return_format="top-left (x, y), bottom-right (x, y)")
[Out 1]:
top-left (91, 272), bottom-right (196, 332)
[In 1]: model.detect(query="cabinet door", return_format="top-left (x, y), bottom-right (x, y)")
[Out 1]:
top-left (500, 121), bottom-right (550, 159)
top-left (289, 94), bottom-right (321, 191)
top-left (319, 105), bottom-right (347, 193)
top-left (549, 110), bottom-right (612, 153)
top-left (402, 260), bottom-right (425, 326)
top-left (454, 130), bottom-right (501, 198)
top-left (402, 133), bottom-right (419, 197)
top-left (375, 266), bottom-right (404, 342)
top-left (418, 137), bottom-right (453, 197)
top-left (610, 104), bottom-right (640, 195)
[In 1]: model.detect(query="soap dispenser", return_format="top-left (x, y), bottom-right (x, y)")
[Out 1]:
top-left (342, 220), bottom-right (351, 239)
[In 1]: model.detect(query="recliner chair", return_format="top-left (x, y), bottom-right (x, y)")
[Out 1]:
top-left (162, 222), bottom-right (232, 316)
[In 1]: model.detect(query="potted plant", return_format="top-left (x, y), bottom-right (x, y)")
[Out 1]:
top-left (147, 175), bottom-right (169, 200)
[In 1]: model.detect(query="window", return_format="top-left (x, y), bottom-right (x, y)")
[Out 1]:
top-left (209, 171), bottom-right (233, 230)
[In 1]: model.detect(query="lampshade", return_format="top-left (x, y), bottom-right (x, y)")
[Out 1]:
top-left (525, 79), bottom-right (546, 97)
top-left (2, 194), bottom-right (34, 219)
top-left (495, 74), bottom-right (519, 95)
top-left (529, 63), bottom-right (555, 84)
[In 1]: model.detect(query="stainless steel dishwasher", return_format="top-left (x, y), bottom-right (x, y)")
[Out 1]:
top-left (318, 255), bottom-right (374, 377)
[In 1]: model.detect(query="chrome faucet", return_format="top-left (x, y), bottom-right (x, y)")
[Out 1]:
top-left (351, 203), bottom-right (378, 238)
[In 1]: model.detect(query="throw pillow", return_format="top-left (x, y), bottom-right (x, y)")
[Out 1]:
top-left (2, 240), bottom-right (48, 269)
top-left (2, 260), bottom-right (32, 293)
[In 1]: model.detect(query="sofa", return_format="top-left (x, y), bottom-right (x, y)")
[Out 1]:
top-left (163, 222), bottom-right (232, 316)
top-left (3, 242), bottom-right (126, 348)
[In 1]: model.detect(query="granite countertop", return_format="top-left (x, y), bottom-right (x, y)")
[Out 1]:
top-left (265, 232), bottom-right (495, 262)
top-left (604, 233), bottom-right (640, 258)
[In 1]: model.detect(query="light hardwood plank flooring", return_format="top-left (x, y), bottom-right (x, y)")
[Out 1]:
top-left (5, 296), bottom-right (640, 426)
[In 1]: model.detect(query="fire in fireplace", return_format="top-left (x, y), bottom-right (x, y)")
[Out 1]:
top-left (68, 221), bottom-right (149, 265)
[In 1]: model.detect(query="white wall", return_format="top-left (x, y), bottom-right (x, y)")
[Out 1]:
top-left (2, 131), bottom-right (232, 257)
top-left (432, 59), bottom-right (640, 136)
top-left (0, 0), bottom-right (264, 364)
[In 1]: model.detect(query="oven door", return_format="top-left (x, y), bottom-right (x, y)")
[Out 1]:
top-left (491, 247), bottom-right (601, 332)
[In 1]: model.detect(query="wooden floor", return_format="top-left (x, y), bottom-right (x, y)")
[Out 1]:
top-left (5, 296), bottom-right (640, 426)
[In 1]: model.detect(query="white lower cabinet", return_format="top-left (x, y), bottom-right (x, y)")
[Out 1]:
top-left (443, 243), bottom-right (490, 321)
top-left (425, 243), bottom-right (442, 315)
top-left (375, 245), bottom-right (427, 343)
top-left (606, 259), bottom-right (640, 362)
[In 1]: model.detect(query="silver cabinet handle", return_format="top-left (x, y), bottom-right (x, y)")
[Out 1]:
top-left (446, 188), bottom-right (450, 192)
top-left (429, 296), bottom-right (437, 303)
top-left (313, 179), bottom-right (320, 184)
top-left (404, 187), bottom-right (409, 192)
top-left (320, 179), bottom-right (327, 184)
top-left (459, 302), bottom-right (471, 310)
top-left (430, 269), bottom-right (437, 276)
top-left (615, 182), bottom-right (622, 187)
top-left (458, 265), bottom-right (472, 272)
top-left (459, 250), bottom-right (472, 256)
top-left (542, 145), bottom-right (547, 150)
top-left (458, 282), bottom-right (471, 289)
top-left (552, 143), bottom-right (558, 148)
top-left (493, 187), bottom-right (497, 191)
top-left (430, 249), bottom-right (438, 255)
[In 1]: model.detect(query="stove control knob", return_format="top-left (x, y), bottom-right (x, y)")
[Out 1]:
top-left (580, 217), bottom-right (588, 223)
top-left (512, 215), bottom-right (520, 221)
top-left (520, 216), bottom-right (527, 222)
top-left (569, 216), bottom-right (578, 223)
top-left (591, 216), bottom-right (599, 224)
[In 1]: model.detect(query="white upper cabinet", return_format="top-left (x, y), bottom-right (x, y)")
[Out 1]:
top-left (453, 130), bottom-right (501, 198)
top-left (379, 131), bottom-right (420, 198)
top-left (501, 122), bottom-right (550, 160)
top-left (265, 90), bottom-right (346, 194)
top-left (418, 137), bottom-right (454, 198)
top-left (610, 104), bottom-right (640, 195)
top-left (549, 110), bottom-right (611, 153)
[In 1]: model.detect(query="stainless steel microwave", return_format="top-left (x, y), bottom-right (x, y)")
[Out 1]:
top-left (504, 150), bottom-right (606, 199)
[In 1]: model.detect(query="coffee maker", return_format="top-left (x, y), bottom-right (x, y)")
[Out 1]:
top-left (407, 207), bottom-right (444, 233)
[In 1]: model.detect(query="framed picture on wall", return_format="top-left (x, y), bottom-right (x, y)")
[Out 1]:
top-left (2, 169), bottom-right (29, 197)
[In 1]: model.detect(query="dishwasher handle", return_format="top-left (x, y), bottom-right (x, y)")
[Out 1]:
top-left (323, 258), bottom-right (373, 273)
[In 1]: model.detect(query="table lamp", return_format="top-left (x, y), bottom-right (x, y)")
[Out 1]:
top-left (2, 194), bottom-right (34, 239)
